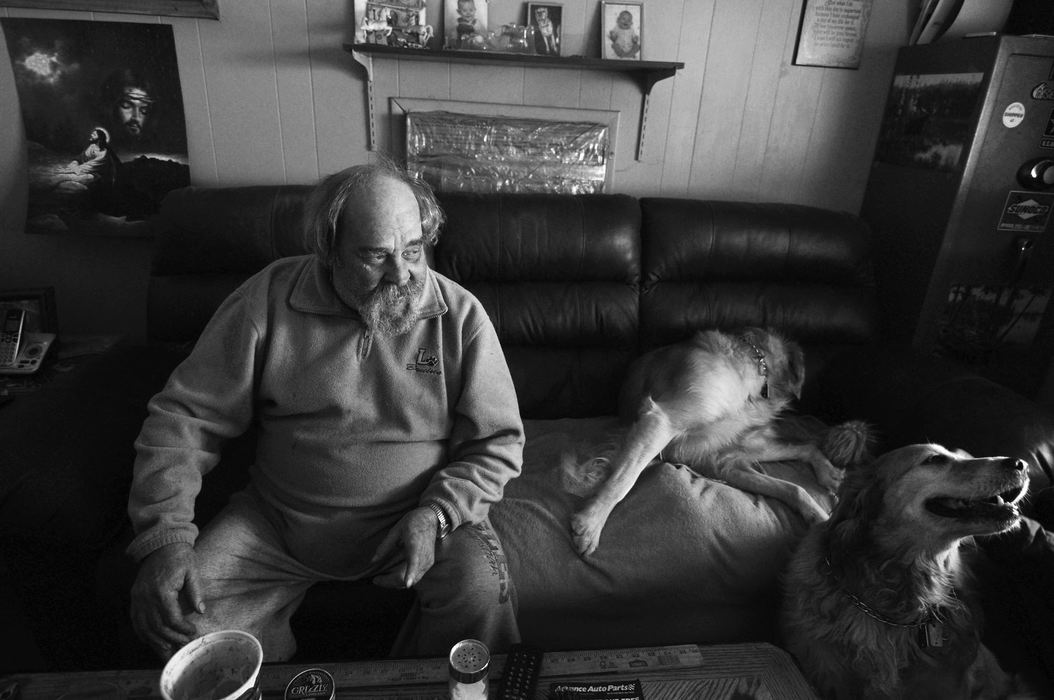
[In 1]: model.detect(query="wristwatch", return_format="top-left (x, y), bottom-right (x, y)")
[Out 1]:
top-left (426, 501), bottom-right (451, 540)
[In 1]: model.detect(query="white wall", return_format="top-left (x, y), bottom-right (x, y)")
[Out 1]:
top-left (0, 0), bottom-right (915, 342)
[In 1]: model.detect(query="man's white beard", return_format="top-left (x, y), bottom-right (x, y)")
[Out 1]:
top-left (355, 276), bottom-right (425, 336)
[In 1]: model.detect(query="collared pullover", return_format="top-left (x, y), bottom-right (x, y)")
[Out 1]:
top-left (127, 256), bottom-right (524, 576)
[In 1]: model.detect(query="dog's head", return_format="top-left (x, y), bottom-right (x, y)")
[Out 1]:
top-left (829, 444), bottom-right (1029, 555)
top-left (740, 326), bottom-right (805, 400)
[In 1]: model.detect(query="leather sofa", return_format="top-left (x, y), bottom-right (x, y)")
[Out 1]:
top-left (3, 186), bottom-right (1053, 676)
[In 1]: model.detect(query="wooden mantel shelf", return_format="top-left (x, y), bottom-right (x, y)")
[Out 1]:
top-left (344, 42), bottom-right (685, 160)
top-left (345, 42), bottom-right (683, 94)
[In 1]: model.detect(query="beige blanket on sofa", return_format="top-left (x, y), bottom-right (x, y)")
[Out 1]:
top-left (490, 416), bottom-right (837, 650)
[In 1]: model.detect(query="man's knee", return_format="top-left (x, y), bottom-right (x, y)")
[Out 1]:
top-left (430, 521), bottom-right (514, 606)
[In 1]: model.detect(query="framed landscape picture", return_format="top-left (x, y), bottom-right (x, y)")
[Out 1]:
top-left (527, 3), bottom-right (561, 56)
top-left (601, 1), bottom-right (642, 60)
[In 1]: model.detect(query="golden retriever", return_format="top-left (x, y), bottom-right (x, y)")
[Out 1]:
top-left (569, 327), bottom-right (845, 556)
top-left (781, 444), bottom-right (1031, 699)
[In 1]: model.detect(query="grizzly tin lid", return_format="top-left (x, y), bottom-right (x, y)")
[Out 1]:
top-left (284, 667), bottom-right (335, 700)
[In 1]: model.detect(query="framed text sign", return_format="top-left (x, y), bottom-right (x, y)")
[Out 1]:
top-left (0, 0), bottom-right (218, 18)
top-left (793, 0), bottom-right (873, 69)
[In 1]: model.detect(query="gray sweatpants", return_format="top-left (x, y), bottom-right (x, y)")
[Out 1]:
top-left (185, 489), bottom-right (520, 661)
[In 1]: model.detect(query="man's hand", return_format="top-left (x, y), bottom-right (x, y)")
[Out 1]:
top-left (371, 506), bottom-right (439, 589)
top-left (129, 542), bottom-right (206, 658)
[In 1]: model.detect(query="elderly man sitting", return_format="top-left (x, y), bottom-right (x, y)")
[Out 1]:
top-left (125, 160), bottom-right (524, 661)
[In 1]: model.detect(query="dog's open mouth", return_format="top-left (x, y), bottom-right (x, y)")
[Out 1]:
top-left (925, 481), bottom-right (1028, 521)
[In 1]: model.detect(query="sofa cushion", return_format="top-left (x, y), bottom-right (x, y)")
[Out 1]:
top-left (148, 185), bottom-right (312, 343)
top-left (436, 193), bottom-right (642, 418)
top-left (491, 417), bottom-right (836, 650)
top-left (638, 198), bottom-right (877, 405)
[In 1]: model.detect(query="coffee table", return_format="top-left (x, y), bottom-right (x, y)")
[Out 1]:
top-left (1, 642), bottom-right (818, 699)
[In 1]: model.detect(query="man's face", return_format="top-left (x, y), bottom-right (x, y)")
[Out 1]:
top-left (114, 87), bottom-right (153, 137)
top-left (535, 8), bottom-right (548, 22)
top-left (332, 176), bottom-right (429, 336)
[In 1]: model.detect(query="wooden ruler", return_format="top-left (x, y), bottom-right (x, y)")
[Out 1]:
top-left (3, 643), bottom-right (816, 699)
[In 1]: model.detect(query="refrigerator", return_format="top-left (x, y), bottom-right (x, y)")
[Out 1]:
top-left (860, 34), bottom-right (1054, 400)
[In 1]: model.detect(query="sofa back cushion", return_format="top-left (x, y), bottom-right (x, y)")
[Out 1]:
top-left (434, 193), bottom-right (641, 418)
top-left (639, 198), bottom-right (877, 403)
top-left (149, 185), bottom-right (312, 343)
top-left (149, 188), bottom-right (642, 418)
top-left (148, 187), bottom-right (876, 417)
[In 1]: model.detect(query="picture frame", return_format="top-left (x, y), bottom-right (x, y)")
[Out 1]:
top-left (793, 0), bottom-right (874, 69)
top-left (444, 0), bottom-right (488, 50)
top-left (0, 0), bottom-right (218, 19)
top-left (2, 18), bottom-right (190, 236)
top-left (354, 0), bottom-right (433, 49)
top-left (526, 3), bottom-right (562, 56)
top-left (0, 287), bottom-right (57, 334)
top-left (600, 1), bottom-right (642, 61)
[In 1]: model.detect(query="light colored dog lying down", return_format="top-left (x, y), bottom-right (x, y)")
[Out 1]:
top-left (569, 327), bottom-right (851, 557)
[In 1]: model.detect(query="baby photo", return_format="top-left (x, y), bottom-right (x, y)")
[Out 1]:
top-left (445, 0), bottom-right (488, 49)
top-left (601, 2), bottom-right (642, 60)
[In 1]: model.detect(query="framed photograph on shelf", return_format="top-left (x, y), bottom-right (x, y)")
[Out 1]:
top-left (445, 0), bottom-right (488, 49)
top-left (601, 1), bottom-right (642, 60)
top-left (0, 287), bottom-right (57, 334)
top-left (526, 3), bottom-right (561, 56)
top-left (354, 0), bottom-right (432, 49)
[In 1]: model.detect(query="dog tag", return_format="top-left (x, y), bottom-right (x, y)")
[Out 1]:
top-left (918, 621), bottom-right (946, 648)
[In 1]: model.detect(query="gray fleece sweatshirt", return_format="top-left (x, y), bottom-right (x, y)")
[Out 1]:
top-left (127, 255), bottom-right (524, 576)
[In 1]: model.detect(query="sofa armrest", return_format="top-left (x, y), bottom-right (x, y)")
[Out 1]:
top-left (817, 344), bottom-right (1054, 496)
top-left (0, 345), bottom-right (186, 548)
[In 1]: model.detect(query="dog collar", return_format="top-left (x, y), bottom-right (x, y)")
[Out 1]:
top-left (824, 558), bottom-right (948, 649)
top-left (739, 335), bottom-right (769, 398)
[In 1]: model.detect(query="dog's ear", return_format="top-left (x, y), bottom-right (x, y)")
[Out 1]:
top-left (784, 339), bottom-right (806, 400)
top-left (826, 463), bottom-right (883, 552)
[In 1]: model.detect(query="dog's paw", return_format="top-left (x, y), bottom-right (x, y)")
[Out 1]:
top-left (798, 497), bottom-right (830, 525)
top-left (812, 457), bottom-right (844, 494)
top-left (570, 508), bottom-right (606, 557)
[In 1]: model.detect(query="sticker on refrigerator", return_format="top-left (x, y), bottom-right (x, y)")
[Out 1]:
top-left (1002, 102), bottom-right (1025, 128)
top-left (998, 191), bottom-right (1054, 232)
top-left (1043, 108), bottom-right (1054, 149)
top-left (1034, 82), bottom-right (1054, 101)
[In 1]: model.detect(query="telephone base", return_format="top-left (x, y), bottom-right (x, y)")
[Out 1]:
top-left (0, 332), bottom-right (56, 375)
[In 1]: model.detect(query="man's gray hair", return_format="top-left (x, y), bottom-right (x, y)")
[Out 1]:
top-left (304, 159), bottom-right (445, 268)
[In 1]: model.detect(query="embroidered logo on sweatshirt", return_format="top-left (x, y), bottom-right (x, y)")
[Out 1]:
top-left (407, 347), bottom-right (442, 375)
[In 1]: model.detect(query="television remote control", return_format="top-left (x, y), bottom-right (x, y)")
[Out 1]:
top-left (497, 644), bottom-right (543, 700)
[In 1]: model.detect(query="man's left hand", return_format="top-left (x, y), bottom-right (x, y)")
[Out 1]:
top-left (371, 506), bottom-right (439, 589)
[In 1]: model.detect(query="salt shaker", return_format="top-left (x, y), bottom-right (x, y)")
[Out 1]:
top-left (448, 639), bottom-right (489, 700)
